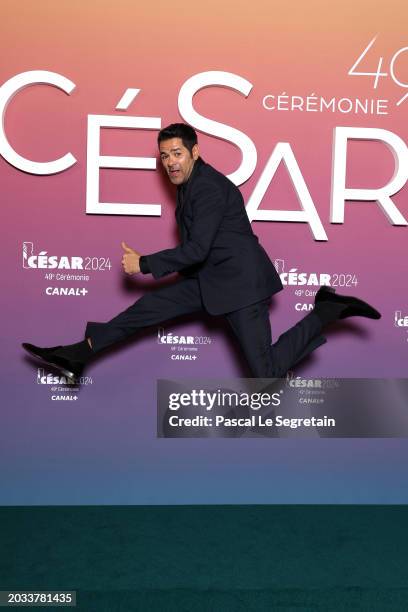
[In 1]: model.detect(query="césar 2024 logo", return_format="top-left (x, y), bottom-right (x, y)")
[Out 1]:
top-left (22, 242), bottom-right (112, 271)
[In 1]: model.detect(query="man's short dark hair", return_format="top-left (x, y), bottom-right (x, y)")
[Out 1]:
top-left (158, 123), bottom-right (198, 154)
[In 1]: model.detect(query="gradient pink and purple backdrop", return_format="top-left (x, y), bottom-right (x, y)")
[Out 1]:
top-left (1, 0), bottom-right (407, 504)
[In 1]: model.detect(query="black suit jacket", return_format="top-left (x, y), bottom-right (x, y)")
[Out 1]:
top-left (143, 157), bottom-right (283, 315)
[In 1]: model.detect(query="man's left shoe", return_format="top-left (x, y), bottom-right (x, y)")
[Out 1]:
top-left (315, 286), bottom-right (381, 320)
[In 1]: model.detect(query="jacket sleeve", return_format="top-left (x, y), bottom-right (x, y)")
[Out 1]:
top-left (139, 255), bottom-right (150, 274)
top-left (144, 180), bottom-right (226, 279)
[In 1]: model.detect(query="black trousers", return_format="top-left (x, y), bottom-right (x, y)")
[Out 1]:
top-left (85, 278), bottom-right (326, 378)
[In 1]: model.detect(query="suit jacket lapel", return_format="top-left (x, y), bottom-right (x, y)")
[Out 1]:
top-left (175, 157), bottom-right (205, 236)
top-left (175, 187), bottom-right (183, 230)
top-left (183, 157), bottom-right (203, 205)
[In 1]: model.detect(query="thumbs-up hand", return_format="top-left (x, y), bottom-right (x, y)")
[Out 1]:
top-left (121, 241), bottom-right (141, 274)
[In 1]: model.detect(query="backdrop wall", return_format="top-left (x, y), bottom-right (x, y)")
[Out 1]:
top-left (1, 0), bottom-right (407, 504)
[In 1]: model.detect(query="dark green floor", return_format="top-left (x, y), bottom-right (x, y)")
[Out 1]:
top-left (1, 506), bottom-right (408, 611)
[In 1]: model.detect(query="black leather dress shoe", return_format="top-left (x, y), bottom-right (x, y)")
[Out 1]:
top-left (315, 286), bottom-right (381, 320)
top-left (22, 343), bottom-right (83, 382)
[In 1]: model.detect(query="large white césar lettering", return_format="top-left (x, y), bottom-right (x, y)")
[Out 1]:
top-left (0, 70), bottom-right (407, 241)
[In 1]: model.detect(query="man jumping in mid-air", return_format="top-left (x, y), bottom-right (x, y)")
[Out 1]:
top-left (22, 123), bottom-right (381, 382)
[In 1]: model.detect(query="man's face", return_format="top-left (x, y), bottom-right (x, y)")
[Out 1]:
top-left (159, 137), bottom-right (199, 185)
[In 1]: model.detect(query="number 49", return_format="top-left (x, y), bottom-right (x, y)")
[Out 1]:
top-left (348, 36), bottom-right (408, 106)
